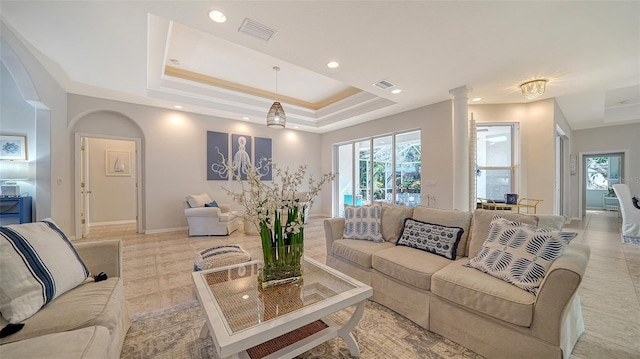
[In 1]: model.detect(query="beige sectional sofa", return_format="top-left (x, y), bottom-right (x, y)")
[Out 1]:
top-left (0, 239), bottom-right (131, 359)
top-left (324, 206), bottom-right (590, 359)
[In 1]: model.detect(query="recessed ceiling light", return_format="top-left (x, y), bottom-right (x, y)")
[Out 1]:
top-left (294, 126), bottom-right (299, 129)
top-left (173, 105), bottom-right (183, 109)
top-left (169, 59), bottom-right (180, 65)
top-left (327, 61), bottom-right (339, 69)
top-left (208, 10), bottom-right (227, 23)
top-left (391, 89), bottom-right (402, 94)
top-left (242, 117), bottom-right (250, 120)
top-left (471, 97), bottom-right (482, 102)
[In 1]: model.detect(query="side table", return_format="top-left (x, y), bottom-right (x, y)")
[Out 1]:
top-left (0, 196), bottom-right (33, 224)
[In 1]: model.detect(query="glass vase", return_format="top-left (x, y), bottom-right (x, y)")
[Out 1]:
top-left (259, 242), bottom-right (304, 289)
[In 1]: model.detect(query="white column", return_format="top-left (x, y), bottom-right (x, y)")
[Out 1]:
top-left (449, 86), bottom-right (470, 211)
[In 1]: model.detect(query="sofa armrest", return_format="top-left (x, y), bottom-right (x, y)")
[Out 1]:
top-left (531, 242), bottom-right (590, 344)
top-left (218, 203), bottom-right (231, 213)
top-left (73, 239), bottom-right (123, 278)
top-left (324, 218), bottom-right (345, 258)
top-left (184, 206), bottom-right (222, 218)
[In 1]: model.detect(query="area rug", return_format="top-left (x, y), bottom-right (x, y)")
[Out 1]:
top-left (622, 236), bottom-right (640, 245)
top-left (121, 300), bottom-right (483, 359)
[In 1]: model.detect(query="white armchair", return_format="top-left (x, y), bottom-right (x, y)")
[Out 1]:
top-left (612, 184), bottom-right (640, 243)
top-left (184, 194), bottom-right (240, 236)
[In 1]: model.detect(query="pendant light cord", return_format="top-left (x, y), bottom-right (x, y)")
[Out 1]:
top-left (273, 66), bottom-right (280, 102)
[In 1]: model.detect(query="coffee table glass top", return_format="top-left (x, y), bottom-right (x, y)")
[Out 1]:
top-left (199, 258), bottom-right (361, 335)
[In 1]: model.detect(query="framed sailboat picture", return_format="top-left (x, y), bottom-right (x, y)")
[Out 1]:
top-left (106, 150), bottom-right (131, 176)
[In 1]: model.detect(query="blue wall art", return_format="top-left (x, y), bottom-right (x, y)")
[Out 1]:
top-left (254, 137), bottom-right (272, 180)
top-left (207, 131), bottom-right (229, 180)
top-left (207, 132), bottom-right (273, 181)
top-left (232, 134), bottom-right (252, 180)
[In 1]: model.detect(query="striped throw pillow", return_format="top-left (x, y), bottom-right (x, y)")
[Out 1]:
top-left (0, 220), bottom-right (90, 323)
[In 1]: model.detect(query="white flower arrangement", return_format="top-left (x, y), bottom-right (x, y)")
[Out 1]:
top-left (223, 160), bottom-right (334, 286)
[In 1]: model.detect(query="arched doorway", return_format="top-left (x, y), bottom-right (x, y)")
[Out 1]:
top-left (71, 110), bottom-right (144, 237)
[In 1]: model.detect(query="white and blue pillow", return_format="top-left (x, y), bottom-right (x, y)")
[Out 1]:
top-left (0, 220), bottom-right (90, 323)
top-left (343, 204), bottom-right (383, 242)
top-left (396, 218), bottom-right (463, 260)
top-left (467, 215), bottom-right (576, 295)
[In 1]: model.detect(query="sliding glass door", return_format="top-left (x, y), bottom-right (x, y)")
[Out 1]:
top-left (334, 130), bottom-right (421, 216)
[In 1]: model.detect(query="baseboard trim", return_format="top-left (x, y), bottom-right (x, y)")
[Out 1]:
top-left (145, 226), bottom-right (187, 235)
top-left (90, 220), bottom-right (136, 226)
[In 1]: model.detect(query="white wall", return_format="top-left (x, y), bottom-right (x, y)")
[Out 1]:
top-left (469, 99), bottom-right (557, 214)
top-left (87, 138), bottom-right (137, 224)
top-left (553, 100), bottom-right (574, 218)
top-left (571, 123), bottom-right (640, 219)
top-left (68, 94), bottom-right (323, 234)
top-left (321, 100), bottom-right (454, 214)
top-left (0, 63), bottom-right (36, 201)
top-left (1, 21), bottom-right (66, 226)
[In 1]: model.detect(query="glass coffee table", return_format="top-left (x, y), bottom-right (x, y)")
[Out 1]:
top-left (192, 257), bottom-right (372, 359)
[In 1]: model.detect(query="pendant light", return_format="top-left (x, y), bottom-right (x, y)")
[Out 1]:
top-left (267, 67), bottom-right (286, 129)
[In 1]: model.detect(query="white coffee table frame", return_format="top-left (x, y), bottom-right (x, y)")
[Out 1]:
top-left (192, 257), bottom-right (372, 359)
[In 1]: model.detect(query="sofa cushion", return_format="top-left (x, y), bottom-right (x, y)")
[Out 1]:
top-left (0, 277), bottom-right (126, 345)
top-left (0, 220), bottom-right (90, 323)
top-left (381, 203), bottom-right (414, 243)
top-left (343, 204), bottom-right (383, 242)
top-left (0, 326), bottom-right (111, 358)
top-left (467, 216), bottom-right (576, 295)
top-left (411, 207), bottom-right (472, 257)
top-left (396, 218), bottom-right (463, 260)
top-left (331, 239), bottom-right (394, 268)
top-left (186, 193), bottom-right (212, 208)
top-left (468, 209), bottom-right (538, 258)
top-left (372, 246), bottom-right (452, 290)
top-left (432, 259), bottom-right (536, 327)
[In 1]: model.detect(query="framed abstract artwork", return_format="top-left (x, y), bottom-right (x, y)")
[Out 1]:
top-left (0, 135), bottom-right (27, 160)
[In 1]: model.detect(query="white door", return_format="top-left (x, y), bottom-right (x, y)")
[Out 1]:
top-left (80, 137), bottom-right (92, 237)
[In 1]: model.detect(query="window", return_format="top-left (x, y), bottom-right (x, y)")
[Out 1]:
top-left (476, 124), bottom-right (518, 200)
top-left (586, 156), bottom-right (621, 190)
top-left (334, 130), bottom-right (421, 216)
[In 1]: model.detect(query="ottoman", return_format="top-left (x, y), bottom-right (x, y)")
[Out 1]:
top-left (194, 245), bottom-right (252, 271)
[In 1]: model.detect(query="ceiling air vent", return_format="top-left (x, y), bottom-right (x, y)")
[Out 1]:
top-left (238, 18), bottom-right (276, 42)
top-left (373, 80), bottom-right (396, 90)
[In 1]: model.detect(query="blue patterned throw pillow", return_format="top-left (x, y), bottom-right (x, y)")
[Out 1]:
top-left (343, 204), bottom-right (383, 242)
top-left (396, 218), bottom-right (463, 260)
top-left (467, 215), bottom-right (576, 295)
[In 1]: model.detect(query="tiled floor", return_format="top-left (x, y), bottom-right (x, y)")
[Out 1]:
top-left (79, 210), bottom-right (640, 358)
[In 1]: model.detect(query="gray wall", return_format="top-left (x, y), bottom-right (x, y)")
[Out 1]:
top-left (571, 123), bottom-right (640, 219)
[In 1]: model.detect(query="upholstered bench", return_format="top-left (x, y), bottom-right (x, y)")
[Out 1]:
top-left (194, 245), bottom-right (252, 271)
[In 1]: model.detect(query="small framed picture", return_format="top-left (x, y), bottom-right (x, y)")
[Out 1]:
top-left (0, 135), bottom-right (28, 160)
top-left (105, 150), bottom-right (131, 176)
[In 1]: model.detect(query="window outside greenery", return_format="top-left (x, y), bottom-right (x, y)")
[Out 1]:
top-left (335, 130), bottom-right (421, 216)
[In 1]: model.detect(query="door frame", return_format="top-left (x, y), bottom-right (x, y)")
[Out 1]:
top-left (74, 132), bottom-right (143, 238)
top-left (578, 149), bottom-right (628, 218)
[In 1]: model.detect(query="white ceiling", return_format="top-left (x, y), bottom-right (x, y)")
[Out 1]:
top-left (1, 1), bottom-right (638, 133)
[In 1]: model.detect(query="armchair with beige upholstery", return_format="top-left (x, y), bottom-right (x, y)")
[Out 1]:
top-left (184, 193), bottom-right (240, 236)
